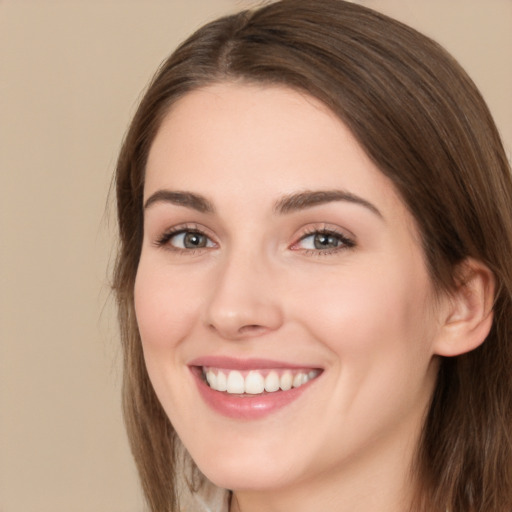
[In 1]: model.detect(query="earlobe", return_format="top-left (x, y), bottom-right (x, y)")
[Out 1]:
top-left (434, 258), bottom-right (495, 357)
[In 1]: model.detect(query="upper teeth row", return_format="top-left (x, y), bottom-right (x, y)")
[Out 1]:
top-left (204, 368), bottom-right (320, 395)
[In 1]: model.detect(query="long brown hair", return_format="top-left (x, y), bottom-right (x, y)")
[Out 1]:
top-left (113, 1), bottom-right (512, 510)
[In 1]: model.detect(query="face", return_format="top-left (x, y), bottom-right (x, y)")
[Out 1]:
top-left (135, 83), bottom-right (443, 495)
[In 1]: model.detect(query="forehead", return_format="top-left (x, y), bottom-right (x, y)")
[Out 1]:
top-left (145, 82), bottom-right (405, 217)
top-left (148, 83), bottom-right (346, 174)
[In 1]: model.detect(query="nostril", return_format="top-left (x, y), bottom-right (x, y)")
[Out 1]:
top-left (238, 324), bottom-right (266, 335)
top-left (208, 322), bottom-right (268, 336)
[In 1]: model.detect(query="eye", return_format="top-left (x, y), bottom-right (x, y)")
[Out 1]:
top-left (155, 227), bottom-right (216, 251)
top-left (171, 231), bottom-right (212, 249)
top-left (292, 228), bottom-right (355, 254)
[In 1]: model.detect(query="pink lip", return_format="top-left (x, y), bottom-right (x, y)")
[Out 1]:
top-left (188, 357), bottom-right (322, 420)
top-left (189, 356), bottom-right (312, 371)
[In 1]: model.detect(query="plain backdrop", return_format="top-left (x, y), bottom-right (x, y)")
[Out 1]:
top-left (1, 1), bottom-right (510, 511)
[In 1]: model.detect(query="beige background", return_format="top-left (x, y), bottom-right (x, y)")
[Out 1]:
top-left (1, 1), bottom-right (510, 511)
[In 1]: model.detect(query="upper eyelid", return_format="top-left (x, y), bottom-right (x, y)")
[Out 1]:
top-left (295, 223), bottom-right (356, 240)
top-left (159, 223), bottom-right (212, 236)
top-left (154, 223), bottom-right (217, 246)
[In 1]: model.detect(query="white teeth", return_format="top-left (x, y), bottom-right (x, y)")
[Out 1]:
top-left (226, 370), bottom-right (245, 394)
top-left (206, 369), bottom-right (217, 388)
top-left (245, 371), bottom-right (265, 394)
top-left (264, 371), bottom-right (280, 392)
top-left (292, 373), bottom-right (304, 388)
top-left (280, 371), bottom-right (293, 391)
top-left (204, 367), bottom-right (320, 394)
top-left (216, 371), bottom-right (227, 391)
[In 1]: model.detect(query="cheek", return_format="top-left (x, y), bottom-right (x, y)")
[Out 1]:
top-left (289, 260), bottom-right (436, 366)
top-left (133, 260), bottom-right (204, 417)
top-left (133, 261), bottom-right (200, 354)
top-left (292, 263), bottom-right (438, 435)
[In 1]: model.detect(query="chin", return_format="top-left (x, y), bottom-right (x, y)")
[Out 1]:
top-left (205, 470), bottom-right (292, 493)
top-left (194, 452), bottom-right (301, 492)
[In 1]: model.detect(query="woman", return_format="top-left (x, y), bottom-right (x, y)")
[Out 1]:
top-left (113, 1), bottom-right (512, 511)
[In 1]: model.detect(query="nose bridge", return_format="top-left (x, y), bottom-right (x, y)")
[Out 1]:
top-left (203, 242), bottom-right (283, 339)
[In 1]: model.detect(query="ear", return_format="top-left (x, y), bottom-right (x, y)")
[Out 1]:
top-left (434, 258), bottom-right (495, 357)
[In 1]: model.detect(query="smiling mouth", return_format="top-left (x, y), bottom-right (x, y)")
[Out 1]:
top-left (201, 367), bottom-right (322, 395)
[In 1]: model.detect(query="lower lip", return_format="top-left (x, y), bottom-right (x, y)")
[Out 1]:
top-left (191, 367), bottom-right (318, 420)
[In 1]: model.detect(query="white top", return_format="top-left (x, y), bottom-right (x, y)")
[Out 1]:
top-left (178, 481), bottom-right (230, 512)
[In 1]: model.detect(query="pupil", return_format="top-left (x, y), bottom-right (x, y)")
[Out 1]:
top-left (184, 232), bottom-right (206, 248)
top-left (314, 233), bottom-right (339, 249)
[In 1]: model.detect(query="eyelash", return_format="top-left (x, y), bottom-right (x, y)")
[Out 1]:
top-left (154, 224), bottom-right (217, 254)
top-left (153, 225), bottom-right (355, 256)
top-left (291, 227), bottom-right (355, 256)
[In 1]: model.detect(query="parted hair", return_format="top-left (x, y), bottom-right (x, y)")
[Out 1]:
top-left (113, 1), bottom-right (512, 510)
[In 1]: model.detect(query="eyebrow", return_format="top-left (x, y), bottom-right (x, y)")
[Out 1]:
top-left (143, 188), bottom-right (382, 219)
top-left (274, 190), bottom-right (383, 218)
top-left (144, 190), bottom-right (214, 213)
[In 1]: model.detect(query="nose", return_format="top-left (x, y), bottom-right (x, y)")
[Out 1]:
top-left (202, 248), bottom-right (284, 340)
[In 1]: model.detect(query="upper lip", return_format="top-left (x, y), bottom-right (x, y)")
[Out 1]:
top-left (189, 356), bottom-right (321, 371)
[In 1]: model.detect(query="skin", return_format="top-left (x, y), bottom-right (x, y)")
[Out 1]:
top-left (135, 83), bottom-right (453, 512)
